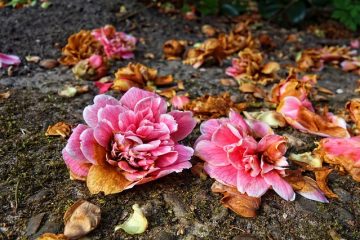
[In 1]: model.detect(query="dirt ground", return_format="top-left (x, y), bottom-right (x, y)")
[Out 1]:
top-left (0, 0), bottom-right (359, 239)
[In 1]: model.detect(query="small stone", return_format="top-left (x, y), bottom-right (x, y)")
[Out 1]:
top-left (296, 197), bottom-right (318, 213)
top-left (336, 89), bottom-right (344, 94)
top-left (39, 59), bottom-right (59, 69)
top-left (33, 214), bottom-right (62, 238)
top-left (26, 212), bottom-right (46, 236)
top-left (333, 188), bottom-right (352, 202)
top-left (27, 190), bottom-right (52, 204)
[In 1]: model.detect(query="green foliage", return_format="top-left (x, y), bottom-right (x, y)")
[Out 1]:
top-left (331, 0), bottom-right (360, 31)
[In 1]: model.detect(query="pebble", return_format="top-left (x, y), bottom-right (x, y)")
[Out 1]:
top-left (26, 212), bottom-right (46, 236)
top-left (336, 88), bottom-right (344, 94)
top-left (39, 59), bottom-right (59, 69)
top-left (333, 188), bottom-right (352, 202)
top-left (26, 189), bottom-right (52, 204)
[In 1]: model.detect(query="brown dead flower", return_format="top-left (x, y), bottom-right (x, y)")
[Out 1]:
top-left (211, 181), bottom-right (261, 218)
top-left (59, 30), bottom-right (102, 66)
top-left (163, 40), bottom-right (187, 60)
top-left (346, 98), bottom-right (360, 130)
top-left (183, 92), bottom-right (247, 120)
top-left (64, 200), bottom-right (101, 239)
top-left (45, 122), bottom-right (71, 138)
top-left (112, 63), bottom-right (173, 91)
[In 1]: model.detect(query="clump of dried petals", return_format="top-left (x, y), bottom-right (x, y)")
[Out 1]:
top-left (195, 110), bottom-right (295, 200)
top-left (60, 30), bottom-right (102, 66)
top-left (112, 63), bottom-right (173, 91)
top-left (226, 48), bottom-right (279, 84)
top-left (183, 38), bottom-right (226, 68)
top-left (315, 137), bottom-right (360, 182)
top-left (62, 88), bottom-right (196, 194)
top-left (297, 46), bottom-right (354, 72)
top-left (72, 54), bottom-right (108, 81)
top-left (163, 40), bottom-right (187, 60)
top-left (92, 25), bottom-right (136, 60)
top-left (183, 92), bottom-right (247, 120)
top-left (346, 98), bottom-right (360, 130)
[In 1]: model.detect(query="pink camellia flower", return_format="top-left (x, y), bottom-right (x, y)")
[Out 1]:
top-left (92, 25), bottom-right (136, 60)
top-left (195, 110), bottom-right (295, 201)
top-left (316, 136), bottom-right (360, 182)
top-left (62, 87), bottom-right (196, 194)
top-left (0, 53), bottom-right (20, 69)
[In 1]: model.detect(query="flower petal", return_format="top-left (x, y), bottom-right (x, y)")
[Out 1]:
top-left (120, 87), bottom-right (158, 110)
top-left (169, 110), bottom-right (196, 141)
top-left (264, 171), bottom-right (295, 201)
top-left (62, 149), bottom-right (92, 181)
top-left (65, 124), bottom-right (88, 160)
top-left (80, 128), bottom-right (106, 165)
top-left (244, 176), bottom-right (270, 198)
top-left (195, 140), bottom-right (229, 166)
top-left (204, 163), bottom-right (237, 187)
top-left (93, 121), bottom-right (114, 149)
top-left (156, 151), bottom-right (178, 168)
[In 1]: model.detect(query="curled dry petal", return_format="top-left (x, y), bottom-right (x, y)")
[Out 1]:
top-left (45, 122), bottom-right (72, 138)
top-left (64, 200), bottom-right (101, 239)
top-left (0, 53), bottom-right (21, 69)
top-left (59, 30), bottom-right (102, 66)
top-left (37, 233), bottom-right (68, 240)
top-left (346, 98), bottom-right (360, 129)
top-left (211, 181), bottom-right (261, 218)
top-left (315, 137), bottom-right (360, 182)
top-left (163, 40), bottom-right (187, 60)
top-left (115, 204), bottom-right (148, 234)
top-left (314, 168), bottom-right (338, 199)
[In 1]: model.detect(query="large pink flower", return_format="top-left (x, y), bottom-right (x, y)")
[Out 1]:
top-left (0, 53), bottom-right (20, 69)
top-left (195, 110), bottom-right (295, 200)
top-left (92, 25), bottom-right (136, 60)
top-left (62, 87), bottom-right (196, 194)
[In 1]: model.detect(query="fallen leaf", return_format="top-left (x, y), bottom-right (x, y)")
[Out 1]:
top-left (0, 91), bottom-right (11, 99)
top-left (75, 85), bottom-right (89, 94)
top-left (86, 164), bottom-right (132, 195)
top-left (115, 204), bottom-right (148, 234)
top-left (45, 122), bottom-right (71, 138)
top-left (346, 98), bottom-right (360, 129)
top-left (64, 200), bottom-right (101, 239)
top-left (220, 78), bottom-right (237, 86)
top-left (37, 233), bottom-right (68, 240)
top-left (211, 181), bottom-right (261, 218)
top-left (314, 168), bottom-right (338, 198)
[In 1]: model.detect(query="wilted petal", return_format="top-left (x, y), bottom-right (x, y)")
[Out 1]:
top-left (0, 53), bottom-right (21, 68)
top-left (296, 176), bottom-right (329, 203)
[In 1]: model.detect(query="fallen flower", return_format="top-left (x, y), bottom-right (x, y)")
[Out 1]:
top-left (59, 30), bottom-right (102, 66)
top-left (171, 95), bottom-right (190, 109)
top-left (195, 110), bottom-right (295, 200)
top-left (346, 98), bottom-right (360, 130)
top-left (112, 63), bottom-right (173, 91)
top-left (163, 39), bottom-right (187, 60)
top-left (183, 93), bottom-right (247, 120)
top-left (277, 96), bottom-right (350, 137)
top-left (63, 200), bottom-right (101, 239)
top-left (315, 136), bottom-right (360, 182)
top-left (115, 204), bottom-right (148, 235)
top-left (46, 122), bottom-right (72, 138)
top-left (72, 54), bottom-right (108, 81)
top-left (0, 53), bottom-right (21, 69)
top-left (211, 181), bottom-right (261, 218)
top-left (92, 25), bottom-right (136, 60)
top-left (62, 87), bottom-right (196, 194)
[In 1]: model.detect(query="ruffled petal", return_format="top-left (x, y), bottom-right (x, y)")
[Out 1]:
top-left (195, 140), bottom-right (229, 166)
top-left (204, 163), bottom-right (237, 187)
top-left (264, 171), bottom-right (295, 201)
top-left (80, 128), bottom-right (107, 165)
top-left (169, 110), bottom-right (196, 141)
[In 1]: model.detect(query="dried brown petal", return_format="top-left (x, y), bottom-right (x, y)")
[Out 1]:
top-left (37, 233), bottom-right (68, 240)
top-left (314, 168), bottom-right (338, 198)
top-left (163, 40), bottom-right (187, 60)
top-left (201, 25), bottom-right (217, 37)
top-left (45, 122), bottom-right (71, 138)
top-left (191, 162), bottom-right (207, 180)
top-left (0, 91), bottom-right (11, 99)
top-left (211, 181), bottom-right (261, 218)
top-left (346, 98), bottom-right (360, 129)
top-left (64, 200), bottom-right (101, 239)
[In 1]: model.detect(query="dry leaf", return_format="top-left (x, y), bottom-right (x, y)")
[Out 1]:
top-left (314, 168), bottom-right (338, 198)
top-left (86, 164), bottom-right (132, 195)
top-left (201, 25), bottom-right (216, 37)
top-left (346, 99), bottom-right (360, 129)
top-left (45, 122), bottom-right (71, 138)
top-left (0, 91), bottom-right (11, 99)
top-left (37, 233), bottom-right (68, 240)
top-left (114, 204), bottom-right (148, 235)
top-left (211, 181), bottom-right (261, 218)
top-left (64, 200), bottom-right (101, 239)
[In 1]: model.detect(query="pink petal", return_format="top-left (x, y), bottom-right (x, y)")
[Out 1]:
top-left (171, 95), bottom-right (190, 109)
top-left (264, 171), bottom-right (295, 201)
top-left (211, 124), bottom-right (241, 147)
top-left (244, 176), bottom-right (270, 198)
top-left (174, 144), bottom-right (194, 162)
top-left (0, 53), bottom-right (21, 68)
top-left (169, 110), bottom-right (196, 141)
top-left (118, 161), bottom-right (137, 173)
top-left (246, 119), bottom-right (274, 138)
top-left (83, 94), bottom-right (119, 128)
top-left (160, 114), bottom-right (178, 133)
top-left (153, 161), bottom-right (192, 179)
top-left (93, 121), bottom-right (114, 149)
top-left (65, 124), bottom-right (88, 160)
top-left (236, 169), bottom-right (254, 193)
top-left (133, 140), bottom-right (161, 151)
top-left (62, 149), bottom-right (91, 179)
top-left (229, 110), bottom-right (250, 135)
top-left (297, 177), bottom-right (329, 203)
top-left (204, 163), bottom-right (237, 187)
top-left (277, 96), bottom-right (302, 119)
top-left (150, 146), bottom-right (172, 156)
top-left (156, 151), bottom-right (178, 167)
top-left (134, 96), bottom-right (167, 116)
top-left (120, 87), bottom-right (158, 110)
top-left (94, 81), bottom-right (113, 94)
top-left (80, 128), bottom-right (106, 165)
top-left (200, 119), bottom-right (221, 136)
top-left (195, 140), bottom-right (229, 166)
top-left (98, 105), bottom-right (125, 130)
